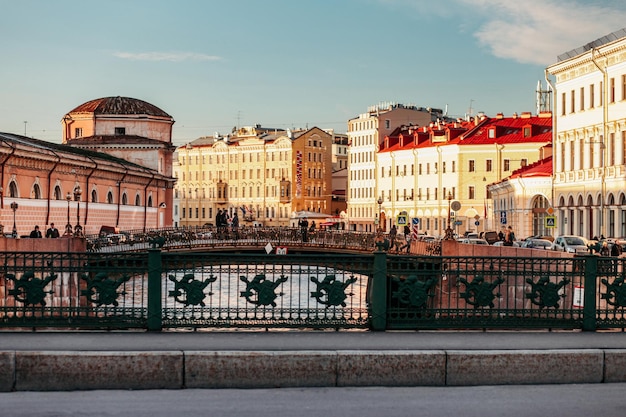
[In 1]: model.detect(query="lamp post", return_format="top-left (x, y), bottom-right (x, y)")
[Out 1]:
top-left (73, 185), bottom-right (82, 236)
top-left (377, 196), bottom-right (383, 232)
top-left (10, 201), bottom-right (18, 238)
top-left (444, 192), bottom-right (454, 240)
top-left (65, 192), bottom-right (72, 236)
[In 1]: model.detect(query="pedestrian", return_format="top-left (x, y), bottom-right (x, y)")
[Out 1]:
top-left (29, 225), bottom-right (42, 238)
top-left (504, 226), bottom-right (516, 246)
top-left (399, 225), bottom-right (412, 253)
top-left (45, 223), bottom-right (60, 238)
top-left (611, 242), bottom-right (622, 257)
top-left (299, 217), bottom-right (309, 242)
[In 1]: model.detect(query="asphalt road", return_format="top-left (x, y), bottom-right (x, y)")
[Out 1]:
top-left (2, 384), bottom-right (625, 417)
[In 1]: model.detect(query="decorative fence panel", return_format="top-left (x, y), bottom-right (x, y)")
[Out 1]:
top-left (1, 249), bottom-right (626, 331)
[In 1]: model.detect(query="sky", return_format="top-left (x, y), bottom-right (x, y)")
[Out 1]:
top-left (2, 0), bottom-right (626, 148)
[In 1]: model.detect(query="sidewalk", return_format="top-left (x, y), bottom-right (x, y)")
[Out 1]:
top-left (1, 330), bottom-right (626, 391)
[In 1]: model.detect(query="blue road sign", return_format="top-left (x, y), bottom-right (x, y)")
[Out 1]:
top-left (500, 211), bottom-right (507, 225)
top-left (412, 217), bottom-right (420, 225)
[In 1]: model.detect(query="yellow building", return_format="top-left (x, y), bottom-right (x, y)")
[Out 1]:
top-left (378, 112), bottom-right (552, 237)
top-left (174, 126), bottom-right (333, 228)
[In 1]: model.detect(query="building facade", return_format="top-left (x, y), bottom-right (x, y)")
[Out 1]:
top-left (174, 126), bottom-right (335, 228)
top-left (347, 103), bottom-right (446, 232)
top-left (377, 112), bottom-right (552, 237)
top-left (486, 156), bottom-right (554, 239)
top-left (547, 28), bottom-right (626, 239)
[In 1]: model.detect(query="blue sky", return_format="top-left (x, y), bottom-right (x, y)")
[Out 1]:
top-left (2, 0), bottom-right (626, 147)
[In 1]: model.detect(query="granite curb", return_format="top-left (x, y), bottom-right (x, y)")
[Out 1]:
top-left (1, 349), bottom-right (625, 391)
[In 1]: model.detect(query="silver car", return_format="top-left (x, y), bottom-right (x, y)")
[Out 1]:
top-left (551, 235), bottom-right (588, 254)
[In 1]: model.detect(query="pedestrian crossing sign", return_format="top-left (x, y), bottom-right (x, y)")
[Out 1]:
top-left (545, 216), bottom-right (556, 228)
top-left (397, 215), bottom-right (408, 225)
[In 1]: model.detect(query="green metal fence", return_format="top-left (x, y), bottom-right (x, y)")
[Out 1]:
top-left (1, 249), bottom-right (626, 331)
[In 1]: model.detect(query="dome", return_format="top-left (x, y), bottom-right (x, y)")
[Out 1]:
top-left (68, 96), bottom-right (172, 119)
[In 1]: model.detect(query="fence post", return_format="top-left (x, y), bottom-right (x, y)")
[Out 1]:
top-left (582, 255), bottom-right (597, 332)
top-left (369, 249), bottom-right (388, 331)
top-left (147, 248), bottom-right (163, 331)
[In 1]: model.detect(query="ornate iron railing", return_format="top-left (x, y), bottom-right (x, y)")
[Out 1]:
top-left (1, 249), bottom-right (626, 331)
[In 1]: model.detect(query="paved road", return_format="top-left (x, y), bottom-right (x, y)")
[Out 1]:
top-left (2, 384), bottom-right (626, 417)
top-left (1, 329), bottom-right (626, 351)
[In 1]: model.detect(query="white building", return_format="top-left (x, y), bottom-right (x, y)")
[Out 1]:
top-left (547, 28), bottom-right (626, 239)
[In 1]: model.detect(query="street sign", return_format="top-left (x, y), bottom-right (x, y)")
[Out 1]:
top-left (500, 211), bottom-right (507, 225)
top-left (474, 221), bottom-right (480, 226)
top-left (454, 220), bottom-right (462, 225)
top-left (412, 217), bottom-right (420, 225)
top-left (545, 216), bottom-right (556, 228)
top-left (397, 214), bottom-right (408, 225)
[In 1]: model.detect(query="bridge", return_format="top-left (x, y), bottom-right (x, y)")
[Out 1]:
top-left (85, 226), bottom-right (388, 254)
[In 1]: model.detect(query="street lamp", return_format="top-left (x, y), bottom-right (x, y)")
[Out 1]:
top-left (444, 192), bottom-right (454, 240)
top-left (73, 185), bottom-right (82, 236)
top-left (65, 192), bottom-right (72, 236)
top-left (10, 201), bottom-right (18, 238)
top-left (377, 196), bottom-right (383, 232)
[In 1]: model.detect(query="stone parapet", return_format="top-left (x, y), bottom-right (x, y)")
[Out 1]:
top-left (0, 349), bottom-right (624, 391)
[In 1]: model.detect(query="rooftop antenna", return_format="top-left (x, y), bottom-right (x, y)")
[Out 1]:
top-left (468, 100), bottom-right (474, 117)
top-left (536, 80), bottom-right (552, 113)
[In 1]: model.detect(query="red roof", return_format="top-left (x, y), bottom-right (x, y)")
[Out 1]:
top-left (379, 113), bottom-right (552, 153)
top-left (509, 155), bottom-right (553, 178)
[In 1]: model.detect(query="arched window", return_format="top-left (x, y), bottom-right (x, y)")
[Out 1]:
top-left (32, 184), bottom-right (41, 199)
top-left (54, 185), bottom-right (62, 200)
top-left (91, 189), bottom-right (97, 203)
top-left (107, 191), bottom-right (114, 204)
top-left (135, 194), bottom-right (141, 206)
top-left (122, 193), bottom-right (128, 205)
top-left (8, 181), bottom-right (17, 198)
top-left (147, 196), bottom-right (153, 207)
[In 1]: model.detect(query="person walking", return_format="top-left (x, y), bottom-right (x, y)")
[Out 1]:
top-left (389, 225), bottom-right (398, 252)
top-left (399, 225), bottom-right (412, 253)
top-left (29, 225), bottom-right (42, 238)
top-left (45, 223), bottom-right (60, 238)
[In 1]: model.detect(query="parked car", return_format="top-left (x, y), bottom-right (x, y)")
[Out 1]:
top-left (459, 238), bottom-right (489, 245)
top-left (551, 235), bottom-right (588, 254)
top-left (482, 231), bottom-right (500, 245)
top-left (492, 240), bottom-right (520, 247)
top-left (520, 238), bottom-right (553, 250)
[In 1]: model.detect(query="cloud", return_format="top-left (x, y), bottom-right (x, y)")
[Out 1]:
top-left (113, 51), bottom-right (222, 62)
top-left (385, 0), bottom-right (626, 65)
top-left (459, 0), bottom-right (626, 65)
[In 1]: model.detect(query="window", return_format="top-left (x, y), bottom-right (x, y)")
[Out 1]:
top-left (74, 128), bottom-right (83, 138)
top-left (486, 160), bottom-right (492, 172)
top-left (600, 81), bottom-right (604, 105)
top-left (610, 77), bottom-right (615, 103)
top-left (114, 127), bottom-right (126, 135)
top-left (523, 126), bottom-right (531, 138)
top-left (385, 120), bottom-right (390, 129)
top-left (468, 186), bottom-right (475, 200)
top-left (570, 89), bottom-right (575, 113)
top-left (8, 181), bottom-right (17, 198)
top-left (452, 161), bottom-right (456, 172)
top-left (122, 193), bottom-right (128, 205)
top-left (488, 128), bottom-right (495, 139)
top-left (520, 159), bottom-right (527, 167)
top-left (32, 184), bottom-right (41, 199)
top-left (580, 87), bottom-right (584, 111)
top-left (561, 92), bottom-right (566, 116)
top-left (468, 160), bottom-right (475, 172)
top-left (442, 162), bottom-right (446, 173)
top-left (504, 159), bottom-right (510, 171)
top-left (135, 194), bottom-right (141, 206)
top-left (590, 84), bottom-right (595, 108)
top-left (91, 189), bottom-right (97, 203)
top-left (622, 75), bottom-right (626, 101)
top-left (107, 191), bottom-right (114, 204)
top-left (570, 140), bottom-right (575, 171)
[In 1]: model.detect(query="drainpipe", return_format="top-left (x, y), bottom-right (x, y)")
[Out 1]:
top-left (116, 165), bottom-right (128, 228)
top-left (44, 150), bottom-right (61, 227)
top-left (591, 48), bottom-right (608, 238)
top-left (0, 138), bottom-right (16, 209)
top-left (544, 69), bottom-right (557, 222)
top-left (143, 172), bottom-right (155, 232)
top-left (83, 155), bottom-right (98, 227)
